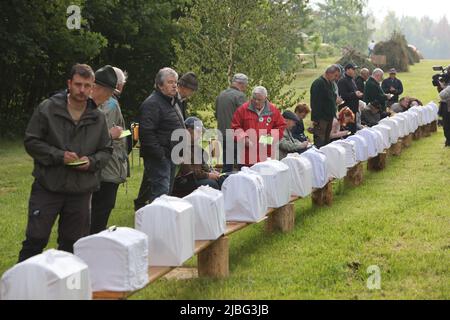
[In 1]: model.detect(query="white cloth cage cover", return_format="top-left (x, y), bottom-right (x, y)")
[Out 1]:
top-left (395, 113), bottom-right (414, 134)
top-left (409, 106), bottom-right (425, 126)
top-left (0, 249), bottom-right (91, 300)
top-left (371, 124), bottom-right (392, 149)
top-left (345, 135), bottom-right (369, 162)
top-left (320, 144), bottom-right (347, 179)
top-left (135, 195), bottom-right (195, 267)
top-left (379, 118), bottom-right (400, 144)
top-left (331, 140), bottom-right (358, 168)
top-left (74, 227), bottom-right (149, 292)
top-left (183, 186), bottom-right (226, 240)
top-left (301, 147), bottom-right (329, 188)
top-left (280, 153), bottom-right (313, 197)
top-left (405, 110), bottom-right (420, 132)
top-left (393, 114), bottom-right (409, 137)
top-left (356, 129), bottom-right (379, 158)
top-left (221, 168), bottom-right (268, 222)
top-left (250, 159), bottom-right (291, 208)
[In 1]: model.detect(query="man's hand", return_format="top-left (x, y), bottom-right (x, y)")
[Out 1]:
top-left (336, 96), bottom-right (344, 105)
top-left (356, 91), bottom-right (364, 98)
top-left (64, 151), bottom-right (79, 164)
top-left (110, 126), bottom-right (123, 140)
top-left (75, 156), bottom-right (90, 171)
top-left (208, 171), bottom-right (220, 181)
top-left (300, 141), bottom-right (309, 149)
top-left (386, 93), bottom-right (394, 100)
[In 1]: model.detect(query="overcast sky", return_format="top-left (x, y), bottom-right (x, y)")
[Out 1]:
top-left (367, 0), bottom-right (449, 22)
top-left (310, 0), bottom-right (449, 22)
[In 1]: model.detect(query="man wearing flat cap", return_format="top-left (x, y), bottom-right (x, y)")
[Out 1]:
top-left (18, 64), bottom-right (113, 261)
top-left (338, 63), bottom-right (364, 134)
top-left (177, 72), bottom-right (199, 120)
top-left (215, 73), bottom-right (248, 172)
top-left (382, 68), bottom-right (403, 107)
top-left (279, 110), bottom-right (309, 160)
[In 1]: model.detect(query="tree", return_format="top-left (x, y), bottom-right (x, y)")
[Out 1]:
top-left (0, 0), bottom-right (107, 137)
top-left (312, 0), bottom-right (373, 53)
top-left (173, 0), bottom-right (311, 126)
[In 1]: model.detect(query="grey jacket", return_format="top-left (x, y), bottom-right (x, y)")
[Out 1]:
top-left (98, 97), bottom-right (128, 184)
top-left (215, 86), bottom-right (247, 136)
top-left (279, 128), bottom-right (307, 160)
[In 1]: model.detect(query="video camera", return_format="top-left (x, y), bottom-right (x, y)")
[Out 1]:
top-left (432, 65), bottom-right (450, 87)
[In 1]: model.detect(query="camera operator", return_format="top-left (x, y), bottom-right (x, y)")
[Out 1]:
top-left (437, 66), bottom-right (450, 147)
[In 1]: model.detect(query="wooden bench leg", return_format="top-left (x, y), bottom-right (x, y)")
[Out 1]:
top-left (413, 128), bottom-right (421, 140)
top-left (423, 125), bottom-right (431, 137)
top-left (402, 134), bottom-right (413, 148)
top-left (265, 203), bottom-right (295, 234)
top-left (430, 120), bottom-right (438, 133)
top-left (312, 181), bottom-right (333, 207)
top-left (389, 140), bottom-right (402, 156)
top-left (368, 152), bottom-right (387, 171)
top-left (198, 236), bottom-right (229, 278)
top-left (345, 162), bottom-right (364, 187)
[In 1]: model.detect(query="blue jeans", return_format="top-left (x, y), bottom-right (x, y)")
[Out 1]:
top-left (135, 157), bottom-right (176, 209)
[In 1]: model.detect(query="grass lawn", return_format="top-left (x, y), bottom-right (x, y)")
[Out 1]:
top-left (0, 59), bottom-right (449, 299)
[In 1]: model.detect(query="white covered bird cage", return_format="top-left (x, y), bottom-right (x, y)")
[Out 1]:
top-left (0, 249), bottom-right (91, 300)
top-left (301, 147), bottom-right (329, 188)
top-left (331, 140), bottom-right (357, 168)
top-left (280, 153), bottom-right (313, 197)
top-left (320, 144), bottom-right (347, 179)
top-left (379, 118), bottom-right (401, 144)
top-left (135, 196), bottom-right (195, 267)
top-left (356, 129), bottom-right (379, 158)
top-left (221, 168), bottom-right (268, 222)
top-left (250, 159), bottom-right (291, 208)
top-left (371, 124), bottom-right (392, 150)
top-left (74, 227), bottom-right (149, 292)
top-left (183, 186), bottom-right (226, 240)
top-left (346, 135), bottom-right (369, 162)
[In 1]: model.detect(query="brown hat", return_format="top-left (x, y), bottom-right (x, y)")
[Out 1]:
top-left (178, 72), bottom-right (198, 91)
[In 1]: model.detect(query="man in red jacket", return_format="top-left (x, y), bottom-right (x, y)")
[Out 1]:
top-left (231, 86), bottom-right (286, 166)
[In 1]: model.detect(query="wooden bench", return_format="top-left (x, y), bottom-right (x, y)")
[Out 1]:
top-left (93, 196), bottom-right (299, 300)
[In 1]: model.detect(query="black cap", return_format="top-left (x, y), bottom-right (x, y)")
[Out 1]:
top-left (95, 65), bottom-right (118, 90)
top-left (282, 110), bottom-right (299, 122)
top-left (178, 72), bottom-right (199, 91)
top-left (184, 116), bottom-right (204, 131)
top-left (345, 63), bottom-right (358, 70)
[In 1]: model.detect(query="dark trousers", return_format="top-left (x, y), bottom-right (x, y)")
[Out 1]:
top-left (443, 109), bottom-right (450, 146)
top-left (196, 173), bottom-right (231, 190)
top-left (313, 119), bottom-right (333, 148)
top-left (18, 181), bottom-right (91, 262)
top-left (90, 182), bottom-right (119, 235)
top-left (134, 157), bottom-right (176, 211)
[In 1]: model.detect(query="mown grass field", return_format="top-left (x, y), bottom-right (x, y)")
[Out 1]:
top-left (0, 59), bottom-right (449, 299)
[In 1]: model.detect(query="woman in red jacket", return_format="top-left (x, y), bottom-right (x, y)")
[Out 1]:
top-left (231, 86), bottom-right (286, 166)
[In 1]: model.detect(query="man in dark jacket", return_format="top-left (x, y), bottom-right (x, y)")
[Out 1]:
top-left (310, 64), bottom-right (341, 147)
top-left (176, 72), bottom-right (199, 120)
top-left (338, 63), bottom-right (364, 134)
top-left (215, 73), bottom-right (248, 172)
top-left (134, 68), bottom-right (185, 210)
top-left (355, 68), bottom-right (370, 94)
top-left (382, 68), bottom-right (403, 106)
top-left (18, 64), bottom-right (113, 262)
top-left (364, 68), bottom-right (393, 112)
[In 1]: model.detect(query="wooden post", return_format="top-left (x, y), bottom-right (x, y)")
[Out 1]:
top-left (198, 236), bottom-right (229, 278)
top-left (312, 180), bottom-right (333, 207)
top-left (344, 162), bottom-right (364, 187)
top-left (367, 152), bottom-right (387, 171)
top-left (265, 203), bottom-right (295, 234)
top-left (413, 128), bottom-right (421, 140)
top-left (430, 120), bottom-right (438, 132)
top-left (389, 140), bottom-right (402, 156)
top-left (402, 134), bottom-right (413, 148)
top-left (423, 125), bottom-right (431, 137)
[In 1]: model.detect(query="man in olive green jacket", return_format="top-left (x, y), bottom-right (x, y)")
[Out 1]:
top-left (90, 67), bottom-right (129, 234)
top-left (18, 64), bottom-right (113, 262)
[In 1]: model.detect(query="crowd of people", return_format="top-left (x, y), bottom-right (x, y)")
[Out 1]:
top-left (17, 61), bottom-right (443, 262)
